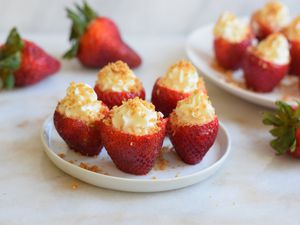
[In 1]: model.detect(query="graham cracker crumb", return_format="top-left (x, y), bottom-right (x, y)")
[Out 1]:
top-left (154, 149), bottom-right (169, 171)
top-left (79, 162), bottom-right (103, 173)
top-left (58, 153), bottom-right (65, 158)
top-left (71, 182), bottom-right (79, 190)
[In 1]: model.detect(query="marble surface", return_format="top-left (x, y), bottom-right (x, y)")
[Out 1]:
top-left (0, 34), bottom-right (300, 225)
top-left (1, 0), bottom-right (300, 35)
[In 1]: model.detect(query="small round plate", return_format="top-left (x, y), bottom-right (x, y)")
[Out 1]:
top-left (41, 117), bottom-right (231, 192)
top-left (186, 23), bottom-right (300, 109)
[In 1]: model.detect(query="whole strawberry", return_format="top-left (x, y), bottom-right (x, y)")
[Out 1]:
top-left (0, 28), bottom-right (60, 89)
top-left (63, 1), bottom-right (142, 69)
top-left (263, 101), bottom-right (300, 158)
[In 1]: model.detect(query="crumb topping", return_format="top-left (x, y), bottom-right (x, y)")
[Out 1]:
top-left (57, 82), bottom-right (107, 123)
top-left (109, 97), bottom-right (163, 135)
top-left (171, 91), bottom-right (216, 126)
top-left (286, 15), bottom-right (300, 41)
top-left (96, 60), bottom-right (143, 92)
top-left (214, 12), bottom-right (251, 42)
top-left (253, 33), bottom-right (290, 64)
top-left (253, 1), bottom-right (289, 31)
top-left (158, 60), bottom-right (205, 93)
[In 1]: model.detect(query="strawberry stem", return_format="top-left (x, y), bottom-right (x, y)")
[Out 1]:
top-left (63, 1), bottom-right (98, 59)
top-left (263, 101), bottom-right (300, 155)
top-left (0, 27), bottom-right (24, 90)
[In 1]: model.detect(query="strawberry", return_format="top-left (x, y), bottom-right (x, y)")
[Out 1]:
top-left (0, 28), bottom-right (60, 89)
top-left (100, 117), bottom-right (167, 175)
top-left (94, 85), bottom-right (145, 109)
top-left (250, 13), bottom-right (274, 41)
top-left (63, 2), bottom-right (141, 69)
top-left (262, 101), bottom-right (300, 158)
top-left (289, 40), bottom-right (300, 77)
top-left (168, 117), bottom-right (219, 165)
top-left (242, 49), bottom-right (289, 92)
top-left (151, 79), bottom-right (191, 117)
top-left (54, 109), bottom-right (108, 156)
top-left (214, 34), bottom-right (253, 70)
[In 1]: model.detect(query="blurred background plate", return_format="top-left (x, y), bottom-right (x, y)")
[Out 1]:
top-left (186, 23), bottom-right (300, 109)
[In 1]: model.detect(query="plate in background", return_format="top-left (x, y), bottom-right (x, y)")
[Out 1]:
top-left (186, 23), bottom-right (300, 109)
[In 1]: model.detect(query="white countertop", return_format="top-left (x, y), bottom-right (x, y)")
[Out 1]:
top-left (0, 35), bottom-right (299, 225)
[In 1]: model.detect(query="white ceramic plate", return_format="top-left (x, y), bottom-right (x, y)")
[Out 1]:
top-left (186, 23), bottom-right (300, 109)
top-left (41, 117), bottom-right (231, 192)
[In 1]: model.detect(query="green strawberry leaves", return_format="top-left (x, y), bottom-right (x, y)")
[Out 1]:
top-left (263, 101), bottom-right (300, 155)
top-left (0, 27), bottom-right (24, 90)
top-left (63, 1), bottom-right (98, 59)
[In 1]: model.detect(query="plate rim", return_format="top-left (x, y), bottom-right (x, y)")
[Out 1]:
top-left (41, 116), bottom-right (231, 191)
top-left (185, 23), bottom-right (291, 109)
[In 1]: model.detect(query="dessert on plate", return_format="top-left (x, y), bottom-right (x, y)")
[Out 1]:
top-left (263, 101), bottom-right (300, 158)
top-left (100, 97), bottom-right (167, 175)
top-left (0, 28), bottom-right (60, 89)
top-left (250, 1), bottom-right (289, 40)
top-left (167, 91), bottom-right (218, 165)
top-left (213, 12), bottom-right (253, 70)
top-left (54, 82), bottom-right (109, 156)
top-left (94, 61), bottom-right (145, 108)
top-left (242, 33), bottom-right (290, 92)
top-left (151, 60), bottom-right (206, 117)
top-left (284, 16), bottom-right (300, 77)
top-left (63, 2), bottom-right (141, 69)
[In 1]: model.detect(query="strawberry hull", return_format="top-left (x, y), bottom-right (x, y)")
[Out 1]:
top-left (214, 35), bottom-right (252, 70)
top-left (53, 110), bottom-right (105, 156)
top-left (100, 118), bottom-right (167, 175)
top-left (243, 50), bottom-right (289, 92)
top-left (77, 18), bottom-right (142, 69)
top-left (14, 40), bottom-right (60, 87)
top-left (289, 40), bottom-right (300, 77)
top-left (168, 117), bottom-right (219, 165)
top-left (94, 85), bottom-right (145, 109)
top-left (151, 79), bottom-right (191, 117)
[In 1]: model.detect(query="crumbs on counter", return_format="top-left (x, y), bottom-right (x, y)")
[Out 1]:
top-left (17, 120), bottom-right (30, 128)
top-left (151, 176), bottom-right (157, 180)
top-left (71, 182), bottom-right (79, 190)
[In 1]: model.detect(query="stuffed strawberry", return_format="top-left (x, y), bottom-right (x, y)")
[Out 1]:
top-left (167, 91), bottom-right (218, 164)
top-left (94, 60), bottom-right (145, 108)
top-left (213, 12), bottom-right (253, 70)
top-left (242, 33), bottom-right (290, 92)
top-left (100, 98), bottom-right (167, 175)
top-left (151, 60), bottom-right (206, 117)
top-left (54, 82), bottom-right (109, 156)
top-left (284, 15), bottom-right (300, 77)
top-left (250, 1), bottom-right (290, 40)
top-left (263, 101), bottom-right (300, 158)
top-left (0, 28), bottom-right (60, 89)
top-left (63, 2), bottom-right (141, 69)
